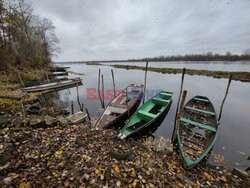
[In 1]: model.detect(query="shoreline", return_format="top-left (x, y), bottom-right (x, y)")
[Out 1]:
top-left (110, 64), bottom-right (250, 82)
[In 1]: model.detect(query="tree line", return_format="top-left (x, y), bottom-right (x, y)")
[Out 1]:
top-left (0, 0), bottom-right (60, 70)
top-left (128, 51), bottom-right (250, 62)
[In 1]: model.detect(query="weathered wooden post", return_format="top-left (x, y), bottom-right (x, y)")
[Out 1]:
top-left (85, 108), bottom-right (91, 121)
top-left (126, 88), bottom-right (130, 118)
top-left (101, 74), bottom-right (105, 108)
top-left (17, 71), bottom-right (24, 87)
top-left (45, 71), bottom-right (50, 83)
top-left (111, 69), bottom-right (116, 98)
top-left (143, 61), bottom-right (149, 104)
top-left (218, 75), bottom-right (232, 121)
top-left (174, 68), bottom-right (186, 126)
top-left (172, 90), bottom-right (187, 145)
top-left (97, 69), bottom-right (104, 107)
top-left (71, 101), bottom-right (74, 114)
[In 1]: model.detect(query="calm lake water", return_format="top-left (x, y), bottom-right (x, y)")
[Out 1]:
top-left (54, 61), bottom-right (250, 170)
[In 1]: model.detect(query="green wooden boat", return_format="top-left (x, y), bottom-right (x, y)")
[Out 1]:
top-left (118, 91), bottom-right (173, 139)
top-left (177, 96), bottom-right (219, 168)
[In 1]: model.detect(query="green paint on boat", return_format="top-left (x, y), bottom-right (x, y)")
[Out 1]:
top-left (120, 91), bottom-right (173, 138)
top-left (177, 95), bottom-right (219, 168)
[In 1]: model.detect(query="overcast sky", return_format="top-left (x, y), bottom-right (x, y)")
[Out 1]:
top-left (28, 0), bottom-right (250, 62)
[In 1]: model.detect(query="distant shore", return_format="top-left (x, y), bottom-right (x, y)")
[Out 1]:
top-left (110, 64), bottom-right (250, 82)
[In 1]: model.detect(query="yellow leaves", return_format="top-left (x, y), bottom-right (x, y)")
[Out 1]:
top-left (177, 169), bottom-right (181, 173)
top-left (15, 142), bottom-right (20, 145)
top-left (178, 182), bottom-right (183, 187)
top-left (86, 156), bottom-right (91, 162)
top-left (104, 155), bottom-right (107, 159)
top-left (146, 170), bottom-right (150, 176)
top-left (58, 130), bottom-right (62, 134)
top-left (203, 172), bottom-right (215, 181)
top-left (52, 172), bottom-right (58, 177)
top-left (19, 182), bottom-right (30, 188)
top-left (220, 176), bottom-right (227, 182)
top-left (168, 163), bottom-right (174, 172)
top-left (132, 179), bottom-right (139, 188)
top-left (115, 165), bottom-right (120, 173)
top-left (42, 139), bottom-right (45, 143)
top-left (137, 150), bottom-right (141, 155)
top-left (129, 168), bottom-right (135, 172)
top-left (34, 132), bottom-right (37, 135)
top-left (95, 169), bottom-right (100, 174)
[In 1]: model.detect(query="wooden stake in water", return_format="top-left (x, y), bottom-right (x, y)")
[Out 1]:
top-left (71, 101), bottom-right (74, 114)
top-left (218, 75), bottom-right (232, 121)
top-left (76, 83), bottom-right (82, 110)
top-left (97, 69), bottom-right (104, 107)
top-left (101, 74), bottom-right (105, 108)
top-left (126, 88), bottom-right (130, 118)
top-left (174, 68), bottom-right (186, 126)
top-left (111, 69), bottom-right (116, 98)
top-left (172, 90), bottom-right (187, 145)
top-left (85, 108), bottom-right (91, 121)
top-left (143, 61), bottom-right (148, 104)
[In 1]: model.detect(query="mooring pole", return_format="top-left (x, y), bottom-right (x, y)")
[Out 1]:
top-left (218, 75), bottom-right (232, 121)
top-left (111, 69), bottom-right (116, 98)
top-left (126, 87), bottom-right (130, 118)
top-left (174, 68), bottom-right (186, 126)
top-left (85, 108), bottom-right (91, 121)
top-left (76, 83), bottom-right (82, 111)
top-left (172, 90), bottom-right (187, 145)
top-left (143, 61), bottom-right (148, 104)
top-left (101, 74), bottom-right (105, 108)
top-left (97, 69), bottom-right (103, 107)
top-left (71, 101), bottom-right (74, 114)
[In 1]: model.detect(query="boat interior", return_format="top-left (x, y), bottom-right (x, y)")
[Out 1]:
top-left (96, 85), bottom-right (143, 129)
top-left (125, 91), bottom-right (172, 131)
top-left (179, 96), bottom-right (217, 161)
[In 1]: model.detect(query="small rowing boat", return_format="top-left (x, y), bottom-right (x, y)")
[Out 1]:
top-left (118, 91), bottom-right (173, 139)
top-left (21, 78), bottom-right (82, 93)
top-left (95, 84), bottom-right (144, 130)
top-left (177, 96), bottom-right (219, 168)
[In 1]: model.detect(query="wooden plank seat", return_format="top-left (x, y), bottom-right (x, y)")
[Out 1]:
top-left (152, 97), bottom-right (170, 106)
top-left (193, 97), bottom-right (209, 103)
top-left (138, 110), bottom-right (157, 122)
top-left (185, 106), bottom-right (215, 116)
top-left (180, 118), bottom-right (217, 132)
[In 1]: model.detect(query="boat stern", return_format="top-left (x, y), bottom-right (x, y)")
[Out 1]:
top-left (118, 133), bottom-right (127, 139)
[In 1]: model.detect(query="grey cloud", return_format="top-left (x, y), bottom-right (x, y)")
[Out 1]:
top-left (27, 0), bottom-right (250, 61)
